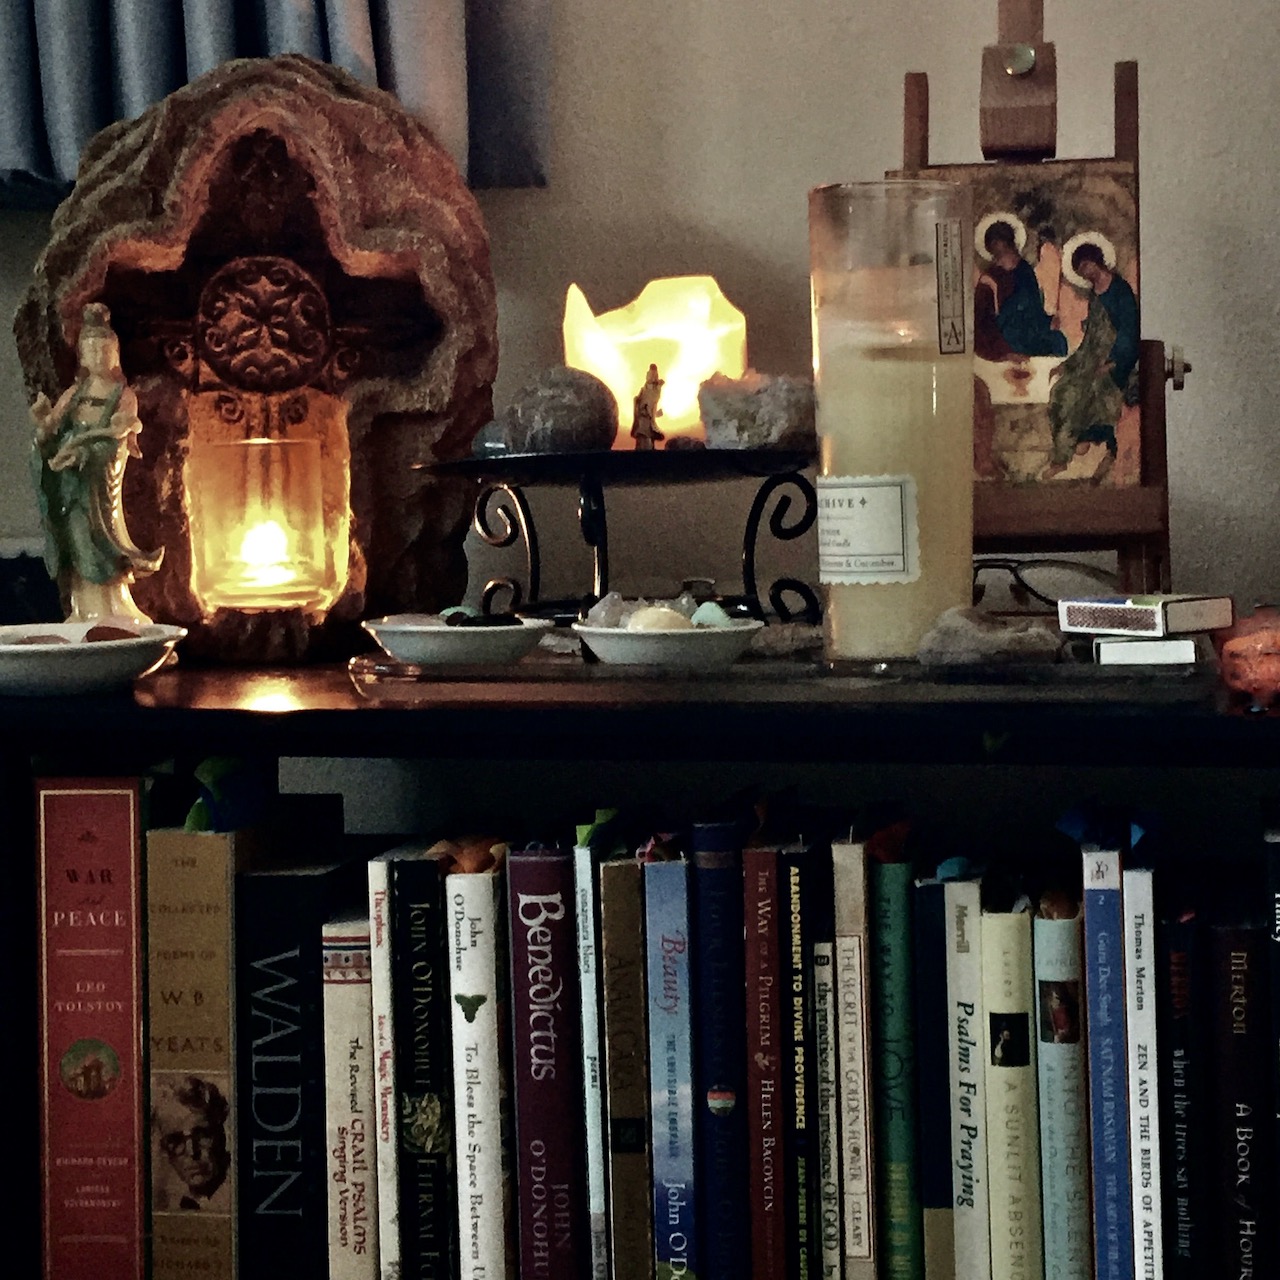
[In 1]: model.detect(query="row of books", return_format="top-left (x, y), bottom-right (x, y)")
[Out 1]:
top-left (36, 771), bottom-right (1279, 1280)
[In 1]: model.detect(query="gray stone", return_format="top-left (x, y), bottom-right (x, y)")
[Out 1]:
top-left (502, 366), bottom-right (618, 453)
top-left (916, 607), bottom-right (1063, 665)
top-left (698, 371), bottom-right (816, 451)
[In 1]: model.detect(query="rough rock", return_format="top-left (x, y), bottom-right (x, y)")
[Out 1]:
top-left (916, 607), bottom-right (1063, 665)
top-left (501, 366), bottom-right (618, 454)
top-left (698, 370), bottom-right (816, 451)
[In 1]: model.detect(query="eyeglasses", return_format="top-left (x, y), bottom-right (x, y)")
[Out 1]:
top-left (972, 556), bottom-right (1118, 609)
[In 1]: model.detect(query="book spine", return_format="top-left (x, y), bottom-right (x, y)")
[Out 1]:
top-left (37, 778), bottom-right (146, 1280)
top-left (943, 878), bottom-right (990, 1280)
top-left (447, 869), bottom-right (514, 1280)
top-left (780, 847), bottom-right (820, 1280)
top-left (831, 842), bottom-right (877, 1280)
top-left (1207, 922), bottom-right (1276, 1275)
top-left (1123, 868), bottom-right (1165, 1280)
top-left (323, 920), bottom-right (379, 1280)
top-left (692, 836), bottom-right (750, 1280)
top-left (812, 936), bottom-right (843, 1279)
top-left (390, 855), bottom-right (457, 1280)
top-left (367, 857), bottom-right (402, 1280)
top-left (981, 908), bottom-right (1043, 1280)
top-left (912, 880), bottom-right (955, 1280)
top-left (598, 860), bottom-right (654, 1280)
top-left (1083, 847), bottom-right (1136, 1280)
top-left (146, 829), bottom-right (237, 1280)
top-left (1033, 912), bottom-right (1093, 1280)
top-left (235, 871), bottom-right (332, 1280)
top-left (573, 845), bottom-right (610, 1280)
top-left (744, 846), bottom-right (788, 1280)
top-left (645, 858), bottom-right (697, 1280)
top-left (869, 857), bottom-right (923, 1280)
top-left (507, 850), bottom-right (587, 1280)
top-left (1267, 835), bottom-right (1280, 1211)
top-left (1155, 913), bottom-right (1204, 1280)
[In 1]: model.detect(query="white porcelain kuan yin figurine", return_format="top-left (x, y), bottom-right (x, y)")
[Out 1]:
top-left (29, 304), bottom-right (163, 625)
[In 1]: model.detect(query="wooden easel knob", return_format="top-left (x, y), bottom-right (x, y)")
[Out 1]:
top-left (980, 0), bottom-right (1057, 159)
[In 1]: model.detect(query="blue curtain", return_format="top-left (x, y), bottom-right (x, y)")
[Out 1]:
top-left (0, 0), bottom-right (548, 207)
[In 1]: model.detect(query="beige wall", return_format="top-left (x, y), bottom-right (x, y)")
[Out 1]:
top-left (4, 0), bottom-right (1278, 604)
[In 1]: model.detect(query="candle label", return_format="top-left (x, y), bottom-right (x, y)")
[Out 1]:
top-left (816, 475), bottom-right (920, 584)
top-left (935, 219), bottom-right (967, 354)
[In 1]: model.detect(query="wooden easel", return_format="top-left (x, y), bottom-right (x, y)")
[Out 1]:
top-left (901, 0), bottom-right (1176, 592)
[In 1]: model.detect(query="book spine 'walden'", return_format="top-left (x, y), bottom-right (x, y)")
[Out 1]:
top-left (1033, 911), bottom-right (1092, 1280)
top-left (982, 907), bottom-right (1043, 1280)
top-left (323, 918), bottom-right (379, 1280)
top-left (367, 856), bottom-right (402, 1280)
top-left (507, 849), bottom-right (587, 1280)
top-left (236, 868), bottom-right (336, 1280)
top-left (38, 779), bottom-right (146, 1280)
top-left (1155, 912), bottom-right (1204, 1280)
top-left (391, 856), bottom-right (457, 1280)
top-left (645, 857), bottom-right (697, 1280)
top-left (1083, 847), bottom-right (1136, 1280)
top-left (693, 830), bottom-right (750, 1280)
top-left (943, 878), bottom-right (990, 1280)
top-left (832, 842), bottom-right (877, 1280)
top-left (574, 845), bottom-right (610, 1280)
top-left (447, 868), bottom-right (513, 1280)
top-left (598, 860), bottom-right (654, 1280)
top-left (147, 828), bottom-right (238, 1280)
top-left (744, 846), bottom-right (788, 1280)
top-left (869, 857), bottom-right (924, 1280)
top-left (1123, 869), bottom-right (1165, 1280)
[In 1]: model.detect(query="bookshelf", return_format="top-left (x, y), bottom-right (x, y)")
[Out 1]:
top-left (12, 659), bottom-right (1280, 1273)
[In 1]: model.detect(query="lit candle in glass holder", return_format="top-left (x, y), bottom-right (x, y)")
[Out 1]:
top-left (187, 437), bottom-right (333, 612)
top-left (563, 275), bottom-right (747, 448)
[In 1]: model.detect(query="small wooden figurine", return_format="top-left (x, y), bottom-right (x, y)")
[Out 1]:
top-left (630, 363), bottom-right (666, 450)
top-left (30, 304), bottom-right (163, 624)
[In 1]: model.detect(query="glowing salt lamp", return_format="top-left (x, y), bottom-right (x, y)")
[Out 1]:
top-left (563, 276), bottom-right (747, 447)
top-left (186, 438), bottom-right (340, 612)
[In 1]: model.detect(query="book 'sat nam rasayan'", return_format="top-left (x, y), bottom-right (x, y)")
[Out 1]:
top-left (1082, 847), bottom-right (1136, 1280)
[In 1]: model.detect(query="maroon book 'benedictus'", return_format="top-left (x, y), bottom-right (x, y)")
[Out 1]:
top-left (506, 846), bottom-right (588, 1280)
top-left (37, 778), bottom-right (146, 1280)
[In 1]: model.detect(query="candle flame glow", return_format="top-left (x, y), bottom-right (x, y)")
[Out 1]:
top-left (238, 520), bottom-right (297, 589)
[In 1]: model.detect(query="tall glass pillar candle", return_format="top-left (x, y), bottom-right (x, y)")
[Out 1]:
top-left (809, 180), bottom-right (974, 659)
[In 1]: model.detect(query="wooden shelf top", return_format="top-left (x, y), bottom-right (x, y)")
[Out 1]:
top-left (5, 658), bottom-right (1276, 770)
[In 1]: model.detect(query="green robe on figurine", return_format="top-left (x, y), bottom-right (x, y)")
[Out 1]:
top-left (30, 304), bottom-right (162, 623)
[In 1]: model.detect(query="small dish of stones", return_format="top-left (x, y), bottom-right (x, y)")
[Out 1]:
top-left (360, 611), bottom-right (554, 666)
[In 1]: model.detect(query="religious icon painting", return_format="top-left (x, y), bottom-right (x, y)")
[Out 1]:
top-left (891, 158), bottom-right (1139, 486)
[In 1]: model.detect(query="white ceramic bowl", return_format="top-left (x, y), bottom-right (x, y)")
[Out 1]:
top-left (362, 614), bottom-right (553, 665)
top-left (572, 619), bottom-right (764, 669)
top-left (0, 622), bottom-right (187, 696)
